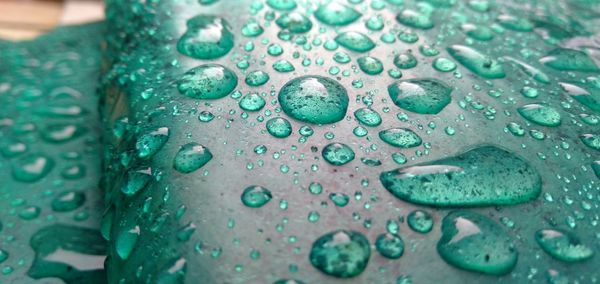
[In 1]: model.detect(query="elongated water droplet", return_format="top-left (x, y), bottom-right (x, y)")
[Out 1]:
top-left (447, 45), bottom-right (505, 79)
top-left (116, 225), bottom-right (140, 260)
top-left (388, 78), bottom-right (452, 114)
top-left (437, 211), bottom-right (518, 275)
top-left (380, 146), bottom-right (541, 206)
top-left (266, 0), bottom-right (297, 10)
top-left (279, 76), bottom-right (348, 124)
top-left (580, 133), bottom-right (600, 150)
top-left (354, 108), bottom-right (382, 127)
top-left (540, 48), bottom-right (599, 72)
top-left (275, 12), bottom-right (313, 33)
top-left (334, 32), bottom-right (375, 52)
top-left (396, 10), bottom-right (433, 29)
top-left (177, 16), bottom-right (234, 59)
top-left (136, 127), bottom-right (169, 159)
top-left (505, 57), bottom-right (550, 84)
top-left (559, 82), bottom-right (600, 112)
top-left (357, 56), bottom-right (383, 75)
top-left (245, 70), bottom-right (270, 87)
top-left (239, 93), bottom-right (266, 111)
top-left (309, 230), bottom-right (371, 278)
top-left (12, 154), bottom-right (54, 182)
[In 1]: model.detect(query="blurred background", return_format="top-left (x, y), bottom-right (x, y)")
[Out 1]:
top-left (0, 0), bottom-right (104, 40)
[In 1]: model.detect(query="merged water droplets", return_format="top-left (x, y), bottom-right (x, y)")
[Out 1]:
top-left (173, 143), bottom-right (213, 174)
top-left (177, 15), bottom-right (234, 59)
top-left (380, 146), bottom-right (541, 206)
top-left (177, 64), bottom-right (238, 100)
top-left (278, 76), bottom-right (349, 124)
top-left (437, 211), bottom-right (518, 275)
top-left (309, 230), bottom-right (371, 278)
top-left (388, 78), bottom-right (452, 114)
top-left (535, 229), bottom-right (594, 262)
top-left (314, 2), bottom-right (361, 26)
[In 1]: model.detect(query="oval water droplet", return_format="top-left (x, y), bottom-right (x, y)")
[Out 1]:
top-left (266, 117), bottom-right (293, 138)
top-left (275, 12), bottom-right (313, 33)
top-left (121, 167), bottom-right (153, 196)
top-left (12, 154), bottom-right (55, 182)
top-left (314, 2), bottom-right (361, 26)
top-left (116, 225), bottom-right (140, 260)
top-left (380, 145), bottom-right (541, 206)
top-left (559, 82), bottom-right (600, 112)
top-left (279, 76), bottom-right (349, 124)
top-left (322, 142), bottom-right (355, 166)
top-left (177, 64), bottom-right (238, 100)
top-left (354, 108), bottom-right (382, 127)
top-left (135, 127), bottom-right (169, 159)
top-left (239, 93), bottom-right (266, 111)
top-left (177, 15), bottom-right (234, 59)
top-left (378, 128), bottom-right (422, 148)
top-left (396, 9), bottom-right (433, 29)
top-left (393, 52), bottom-right (418, 69)
top-left (357, 56), bottom-right (383, 75)
top-left (266, 0), bottom-right (297, 10)
top-left (407, 210), bottom-right (434, 233)
top-left (540, 48), bottom-right (599, 72)
top-left (438, 211), bottom-right (518, 275)
top-left (580, 133), bottom-right (600, 150)
top-left (375, 233), bottom-right (404, 259)
top-left (245, 70), bottom-right (270, 87)
top-left (388, 78), bottom-right (452, 114)
top-left (40, 123), bottom-right (87, 143)
top-left (173, 143), bottom-right (213, 174)
top-left (52, 191), bottom-right (86, 212)
top-left (517, 104), bottom-right (562, 127)
top-left (241, 186), bottom-right (273, 208)
top-left (309, 230), bottom-right (371, 278)
top-left (334, 32), bottom-right (375, 53)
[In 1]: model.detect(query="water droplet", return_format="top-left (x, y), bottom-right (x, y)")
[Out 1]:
top-left (309, 230), bottom-right (371, 278)
top-left (276, 12), bottom-right (313, 33)
top-left (407, 210), bottom-right (433, 233)
top-left (177, 16), bottom-right (234, 59)
top-left (12, 154), bottom-right (54, 182)
top-left (396, 9), bottom-right (433, 29)
top-left (272, 60), bottom-right (296, 72)
top-left (177, 64), bottom-right (238, 100)
top-left (357, 56), bottom-right (383, 75)
top-left (378, 128), bottom-right (422, 148)
top-left (432, 57), bottom-right (457, 72)
top-left (559, 82), bottom-right (600, 112)
top-left (580, 133), bottom-right (600, 150)
top-left (136, 127), bottom-right (169, 159)
top-left (239, 93), bottom-right (266, 111)
top-left (173, 143), bottom-right (213, 173)
top-left (267, 0), bottom-right (297, 10)
top-left (375, 233), bottom-right (404, 259)
top-left (517, 104), bottom-right (561, 127)
top-left (266, 117), bottom-right (293, 138)
top-left (241, 185), bottom-right (273, 208)
top-left (461, 23), bottom-right (494, 41)
top-left (592, 161), bottom-right (600, 179)
top-left (245, 70), bottom-right (270, 87)
top-left (28, 225), bottom-right (106, 282)
top-left (116, 225), bottom-right (140, 260)
top-left (540, 48), bottom-right (599, 72)
top-left (0, 250), bottom-right (8, 264)
top-left (156, 257), bottom-right (187, 284)
top-left (52, 191), bottom-right (86, 212)
top-left (40, 123), bottom-right (87, 143)
top-left (497, 14), bottom-right (534, 31)
top-left (437, 211), bottom-right (518, 275)
top-left (447, 45), bottom-right (505, 79)
top-left (334, 32), bottom-right (375, 53)
top-left (279, 76), bottom-right (349, 124)
top-left (354, 108), bottom-right (382, 127)
top-left (121, 167), bottom-right (152, 196)
top-left (198, 110), bottom-right (215, 122)
top-left (19, 206), bottom-right (41, 220)
top-left (380, 146), bottom-right (541, 206)
top-left (241, 20), bottom-right (264, 37)
top-left (322, 143), bottom-right (355, 166)
top-left (535, 229), bottom-right (594, 262)
top-left (314, 2), bottom-right (361, 26)
top-left (387, 78), bottom-right (452, 114)
top-left (393, 52), bottom-right (417, 69)
top-left (329, 192), bottom-right (350, 207)
top-left (505, 57), bottom-right (550, 84)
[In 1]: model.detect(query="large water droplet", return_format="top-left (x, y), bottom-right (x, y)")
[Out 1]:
top-left (266, 117), bottom-right (293, 138)
top-left (378, 128), bottom-right (422, 148)
top-left (177, 64), bottom-right (238, 100)
top-left (239, 93), bottom-right (266, 111)
top-left (322, 142), bottom-right (355, 166)
top-left (540, 48), bottom-right (599, 72)
top-left (266, 0), bottom-right (297, 10)
top-left (357, 56), bottom-right (383, 75)
top-left (314, 2), bottom-right (361, 26)
top-left (12, 154), bottom-right (55, 182)
top-left (121, 167), bottom-right (152, 196)
top-left (354, 108), bottom-right (382, 127)
top-left (447, 45), bottom-right (505, 79)
top-left (279, 76), bottom-right (349, 124)
top-left (309, 230), bottom-right (371, 278)
top-left (437, 211), bottom-right (518, 275)
top-left (173, 143), bottom-right (213, 174)
top-left (241, 185), bottom-right (273, 208)
top-left (517, 103), bottom-right (562, 127)
top-left (177, 15), bottom-right (234, 59)
top-left (334, 32), bottom-right (375, 52)
top-left (388, 78), bottom-right (452, 114)
top-left (535, 229), bottom-right (594, 262)
top-left (381, 145), bottom-right (541, 206)
top-left (580, 133), bottom-right (600, 150)
top-left (275, 12), bottom-right (313, 33)
top-left (559, 82), bottom-right (600, 112)
top-left (116, 225), bottom-right (140, 260)
top-left (396, 10), bottom-right (433, 29)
